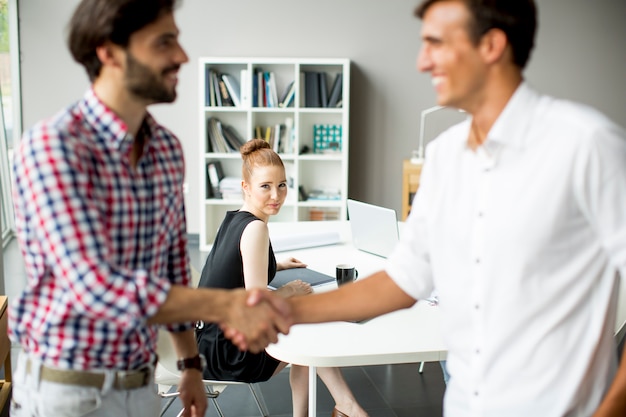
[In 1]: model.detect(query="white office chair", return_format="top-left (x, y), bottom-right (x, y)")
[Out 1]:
top-left (155, 328), bottom-right (270, 417)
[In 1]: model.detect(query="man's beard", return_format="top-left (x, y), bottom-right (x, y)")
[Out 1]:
top-left (125, 52), bottom-right (179, 103)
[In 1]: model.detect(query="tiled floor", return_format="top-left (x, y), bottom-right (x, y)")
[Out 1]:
top-left (3, 236), bottom-right (446, 416)
top-left (160, 362), bottom-right (445, 417)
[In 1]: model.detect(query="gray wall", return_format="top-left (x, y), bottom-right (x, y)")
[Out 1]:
top-left (18, 0), bottom-right (626, 234)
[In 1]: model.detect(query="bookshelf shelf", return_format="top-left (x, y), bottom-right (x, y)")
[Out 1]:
top-left (199, 57), bottom-right (350, 250)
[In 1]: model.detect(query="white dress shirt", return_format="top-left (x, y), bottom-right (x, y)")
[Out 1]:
top-left (386, 83), bottom-right (626, 417)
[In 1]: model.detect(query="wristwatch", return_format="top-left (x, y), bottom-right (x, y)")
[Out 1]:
top-left (176, 353), bottom-right (207, 372)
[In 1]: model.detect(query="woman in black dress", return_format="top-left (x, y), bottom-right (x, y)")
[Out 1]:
top-left (197, 139), bottom-right (368, 417)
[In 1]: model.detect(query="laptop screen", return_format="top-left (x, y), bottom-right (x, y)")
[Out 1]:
top-left (346, 199), bottom-right (399, 258)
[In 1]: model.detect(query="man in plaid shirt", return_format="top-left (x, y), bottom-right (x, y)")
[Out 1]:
top-left (9, 1), bottom-right (290, 416)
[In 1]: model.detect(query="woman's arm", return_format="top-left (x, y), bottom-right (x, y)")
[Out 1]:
top-left (240, 222), bottom-right (311, 298)
top-left (240, 220), bottom-right (273, 290)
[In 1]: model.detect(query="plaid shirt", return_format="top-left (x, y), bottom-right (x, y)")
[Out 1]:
top-left (10, 88), bottom-right (193, 370)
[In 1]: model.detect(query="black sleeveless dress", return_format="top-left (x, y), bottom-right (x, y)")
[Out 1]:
top-left (196, 210), bottom-right (281, 382)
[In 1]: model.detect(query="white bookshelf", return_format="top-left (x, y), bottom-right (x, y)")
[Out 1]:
top-left (198, 58), bottom-right (350, 250)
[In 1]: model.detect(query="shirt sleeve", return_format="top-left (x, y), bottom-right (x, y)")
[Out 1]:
top-left (573, 119), bottom-right (626, 280)
top-left (385, 143), bottom-right (437, 300)
top-left (13, 123), bottom-right (171, 326)
top-left (163, 163), bottom-right (195, 332)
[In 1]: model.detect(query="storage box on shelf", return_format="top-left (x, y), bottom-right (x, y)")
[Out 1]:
top-left (199, 58), bottom-right (350, 250)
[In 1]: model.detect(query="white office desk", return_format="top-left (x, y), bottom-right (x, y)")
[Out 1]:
top-left (266, 221), bottom-right (447, 416)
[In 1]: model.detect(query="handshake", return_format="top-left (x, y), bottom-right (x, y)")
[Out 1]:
top-left (219, 289), bottom-right (296, 353)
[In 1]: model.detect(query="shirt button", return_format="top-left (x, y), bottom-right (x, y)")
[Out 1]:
top-left (477, 212), bottom-right (484, 217)
top-left (475, 258), bottom-right (481, 264)
top-left (474, 304), bottom-right (480, 310)
top-left (474, 391), bottom-right (479, 397)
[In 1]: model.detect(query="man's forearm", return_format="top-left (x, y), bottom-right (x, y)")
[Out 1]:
top-left (290, 270), bottom-right (416, 324)
top-left (148, 285), bottom-right (232, 325)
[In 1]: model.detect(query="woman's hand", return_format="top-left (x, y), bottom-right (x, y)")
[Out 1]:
top-left (281, 279), bottom-right (313, 297)
top-left (277, 257), bottom-right (307, 271)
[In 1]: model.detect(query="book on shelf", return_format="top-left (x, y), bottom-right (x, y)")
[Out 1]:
top-left (240, 69), bottom-right (250, 107)
top-left (304, 71), bottom-right (321, 108)
top-left (319, 72), bottom-right (328, 107)
top-left (217, 77), bottom-right (234, 106)
top-left (264, 126), bottom-right (272, 143)
top-left (263, 72), bottom-right (272, 107)
top-left (272, 124), bottom-right (281, 153)
top-left (255, 68), bottom-right (265, 107)
top-left (253, 119), bottom-right (293, 154)
top-left (279, 81), bottom-right (296, 108)
top-left (222, 124), bottom-right (245, 151)
top-left (327, 73), bottom-right (343, 108)
top-left (252, 68), bottom-right (259, 107)
top-left (211, 70), bottom-right (222, 107)
top-left (222, 73), bottom-right (241, 107)
top-left (206, 160), bottom-right (225, 198)
top-left (269, 72), bottom-right (278, 108)
top-left (207, 117), bottom-right (241, 153)
top-left (283, 117), bottom-right (294, 153)
top-left (205, 67), bottom-right (213, 106)
top-left (206, 117), bottom-right (224, 153)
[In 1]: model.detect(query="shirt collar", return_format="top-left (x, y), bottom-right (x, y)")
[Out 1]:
top-left (78, 88), bottom-right (156, 152)
top-left (483, 81), bottom-right (539, 150)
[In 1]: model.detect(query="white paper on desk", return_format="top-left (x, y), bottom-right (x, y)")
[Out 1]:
top-left (271, 231), bottom-right (341, 252)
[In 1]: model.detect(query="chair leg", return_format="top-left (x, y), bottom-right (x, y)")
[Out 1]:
top-left (205, 385), bottom-right (226, 417)
top-left (249, 383), bottom-right (270, 417)
top-left (211, 397), bottom-right (226, 417)
top-left (159, 394), bottom-right (177, 416)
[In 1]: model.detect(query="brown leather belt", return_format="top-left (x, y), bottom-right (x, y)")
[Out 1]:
top-left (26, 359), bottom-right (152, 390)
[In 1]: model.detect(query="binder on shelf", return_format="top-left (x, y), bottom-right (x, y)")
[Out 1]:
top-left (206, 160), bottom-right (225, 198)
top-left (319, 72), bottom-right (328, 108)
top-left (304, 71), bottom-right (321, 108)
top-left (327, 73), bottom-right (343, 108)
top-left (222, 73), bottom-right (241, 107)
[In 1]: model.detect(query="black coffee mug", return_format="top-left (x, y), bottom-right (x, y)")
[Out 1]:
top-left (336, 264), bottom-right (358, 286)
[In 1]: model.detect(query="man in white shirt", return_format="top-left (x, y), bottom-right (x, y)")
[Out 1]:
top-left (233, 0), bottom-right (626, 416)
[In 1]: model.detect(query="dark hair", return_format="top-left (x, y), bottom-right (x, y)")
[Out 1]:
top-left (241, 139), bottom-right (285, 183)
top-left (415, 0), bottom-right (537, 69)
top-left (67, 0), bottom-right (179, 81)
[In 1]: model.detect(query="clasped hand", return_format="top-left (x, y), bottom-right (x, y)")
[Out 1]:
top-left (220, 288), bottom-right (293, 352)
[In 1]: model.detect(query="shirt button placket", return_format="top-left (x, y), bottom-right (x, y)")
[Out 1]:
top-left (470, 147), bottom-right (492, 414)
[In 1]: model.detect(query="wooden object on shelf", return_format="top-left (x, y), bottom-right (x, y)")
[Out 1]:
top-left (0, 296), bottom-right (11, 415)
top-left (199, 58), bottom-right (351, 250)
top-left (402, 159), bottom-right (423, 220)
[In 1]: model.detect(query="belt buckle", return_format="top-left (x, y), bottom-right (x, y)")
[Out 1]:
top-left (115, 367), bottom-right (151, 390)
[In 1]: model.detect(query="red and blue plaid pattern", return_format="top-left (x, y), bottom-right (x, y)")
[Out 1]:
top-left (10, 88), bottom-right (193, 370)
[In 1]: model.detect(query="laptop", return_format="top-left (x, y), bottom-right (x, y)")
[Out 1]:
top-left (347, 199), bottom-right (399, 258)
top-left (267, 268), bottom-right (335, 290)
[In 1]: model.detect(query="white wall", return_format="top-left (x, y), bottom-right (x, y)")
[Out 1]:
top-left (18, 0), bottom-right (626, 234)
